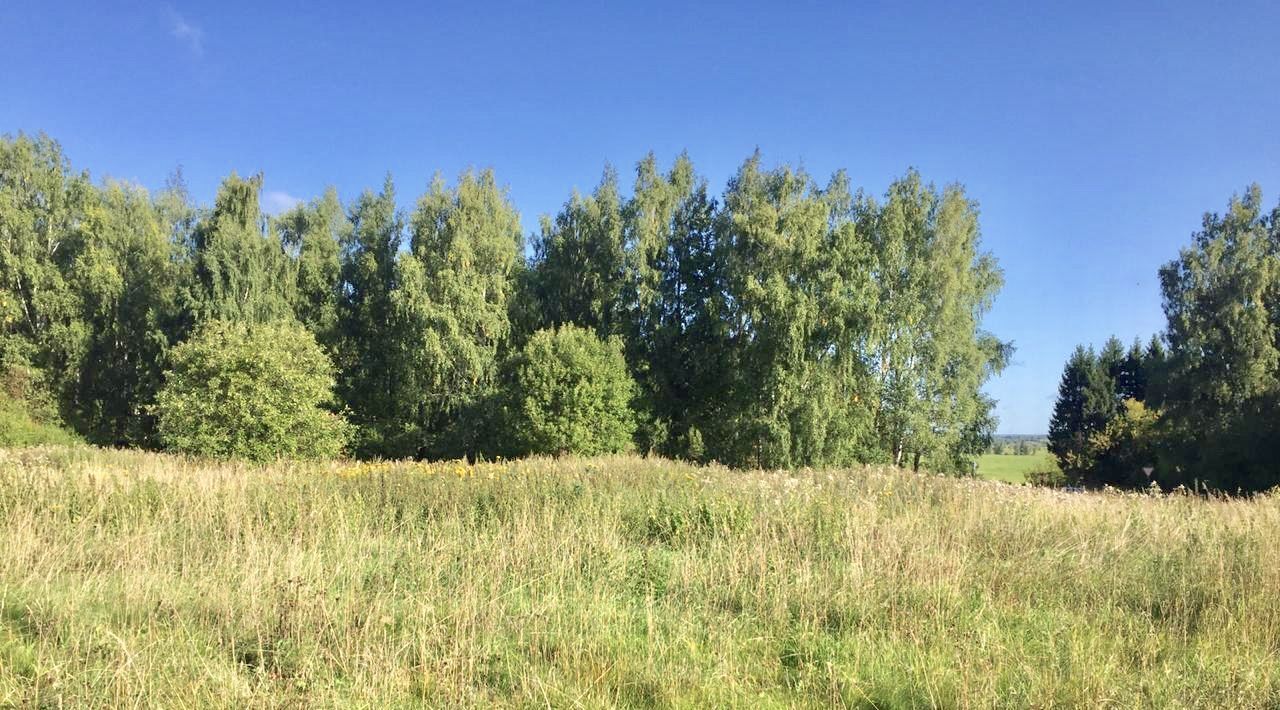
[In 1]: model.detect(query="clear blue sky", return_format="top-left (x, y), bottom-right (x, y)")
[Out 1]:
top-left (4, 1), bottom-right (1278, 434)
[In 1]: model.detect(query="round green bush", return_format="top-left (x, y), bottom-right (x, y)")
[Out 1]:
top-left (507, 325), bottom-right (637, 456)
top-left (156, 320), bottom-right (350, 461)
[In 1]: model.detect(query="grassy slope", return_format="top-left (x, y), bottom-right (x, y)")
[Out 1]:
top-left (0, 396), bottom-right (79, 447)
top-left (976, 452), bottom-right (1059, 484)
top-left (1, 447), bottom-right (1277, 707)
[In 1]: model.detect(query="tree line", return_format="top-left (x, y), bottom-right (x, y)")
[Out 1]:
top-left (0, 132), bottom-right (1009, 470)
top-left (1049, 185), bottom-right (1280, 492)
top-left (987, 437), bottom-right (1047, 456)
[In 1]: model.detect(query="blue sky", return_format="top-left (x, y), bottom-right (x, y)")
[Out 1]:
top-left (4, 1), bottom-right (1278, 433)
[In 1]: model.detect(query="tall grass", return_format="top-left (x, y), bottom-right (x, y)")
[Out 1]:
top-left (1, 446), bottom-right (1277, 707)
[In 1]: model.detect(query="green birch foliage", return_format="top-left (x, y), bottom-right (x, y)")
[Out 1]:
top-left (718, 154), bottom-right (873, 469)
top-left (1, 135), bottom-right (184, 446)
top-left (814, 172), bottom-right (881, 466)
top-left (186, 173), bottom-right (293, 326)
top-left (336, 177), bottom-right (404, 455)
top-left (0, 133), bottom-right (93, 410)
top-left (1157, 185), bottom-right (1280, 489)
top-left (277, 187), bottom-right (348, 352)
top-left (506, 325), bottom-right (636, 457)
top-left (394, 170), bottom-right (524, 458)
top-left (862, 171), bottom-right (1007, 473)
top-left (506, 259), bottom-right (541, 350)
top-left (624, 153), bottom-right (682, 355)
top-left (65, 181), bottom-right (181, 445)
top-left (861, 175), bottom-right (930, 468)
top-left (155, 320), bottom-right (350, 462)
top-left (155, 168), bottom-right (199, 255)
top-left (916, 184), bottom-right (1008, 472)
top-left (530, 167), bottom-right (627, 337)
top-left (0, 133), bottom-right (1019, 472)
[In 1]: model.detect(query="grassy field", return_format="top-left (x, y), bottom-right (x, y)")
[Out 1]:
top-left (976, 452), bottom-right (1059, 484)
top-left (1, 447), bottom-right (1278, 707)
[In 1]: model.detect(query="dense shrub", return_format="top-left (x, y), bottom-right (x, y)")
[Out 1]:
top-left (0, 364), bottom-right (78, 446)
top-left (1086, 399), bottom-right (1161, 487)
top-left (505, 325), bottom-right (636, 456)
top-left (0, 392), bottom-right (80, 446)
top-left (155, 320), bottom-right (350, 461)
top-left (1026, 467), bottom-right (1067, 488)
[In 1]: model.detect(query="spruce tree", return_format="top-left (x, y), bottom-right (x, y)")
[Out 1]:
top-left (1143, 334), bottom-right (1168, 407)
top-left (1115, 338), bottom-right (1148, 403)
top-left (623, 153), bottom-right (730, 458)
top-left (337, 176), bottom-right (404, 455)
top-left (1048, 346), bottom-right (1099, 477)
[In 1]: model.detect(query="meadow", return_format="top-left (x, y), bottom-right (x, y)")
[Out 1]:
top-left (975, 453), bottom-right (1059, 485)
top-left (1, 447), bottom-right (1278, 708)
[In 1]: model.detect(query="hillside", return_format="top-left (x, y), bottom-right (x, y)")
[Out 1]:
top-left (1, 447), bottom-right (1277, 707)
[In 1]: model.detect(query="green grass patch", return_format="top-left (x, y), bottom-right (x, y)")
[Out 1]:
top-left (0, 395), bottom-right (80, 448)
top-left (977, 452), bottom-right (1058, 484)
top-left (0, 447), bottom-right (1276, 706)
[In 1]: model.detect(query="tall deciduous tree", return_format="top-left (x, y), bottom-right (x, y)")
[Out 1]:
top-left (911, 181), bottom-right (1008, 472)
top-left (717, 154), bottom-right (880, 469)
top-left (1, 134), bottom-right (1020, 472)
top-left (277, 187), bottom-right (348, 352)
top-left (1157, 185), bottom-right (1280, 489)
top-left (530, 167), bottom-right (627, 338)
top-left (863, 171), bottom-right (1008, 472)
top-left (0, 133), bottom-right (92, 412)
top-left (392, 170), bottom-right (524, 458)
top-left (66, 181), bottom-right (181, 445)
top-left (186, 173), bottom-right (292, 326)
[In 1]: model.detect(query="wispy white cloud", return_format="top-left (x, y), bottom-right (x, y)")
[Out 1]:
top-left (168, 8), bottom-right (204, 56)
top-left (263, 191), bottom-right (303, 216)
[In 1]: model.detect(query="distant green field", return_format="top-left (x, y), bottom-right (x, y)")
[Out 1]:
top-left (977, 452), bottom-right (1058, 484)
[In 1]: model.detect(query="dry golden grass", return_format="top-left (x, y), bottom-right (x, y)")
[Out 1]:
top-left (1, 446), bottom-right (1278, 708)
